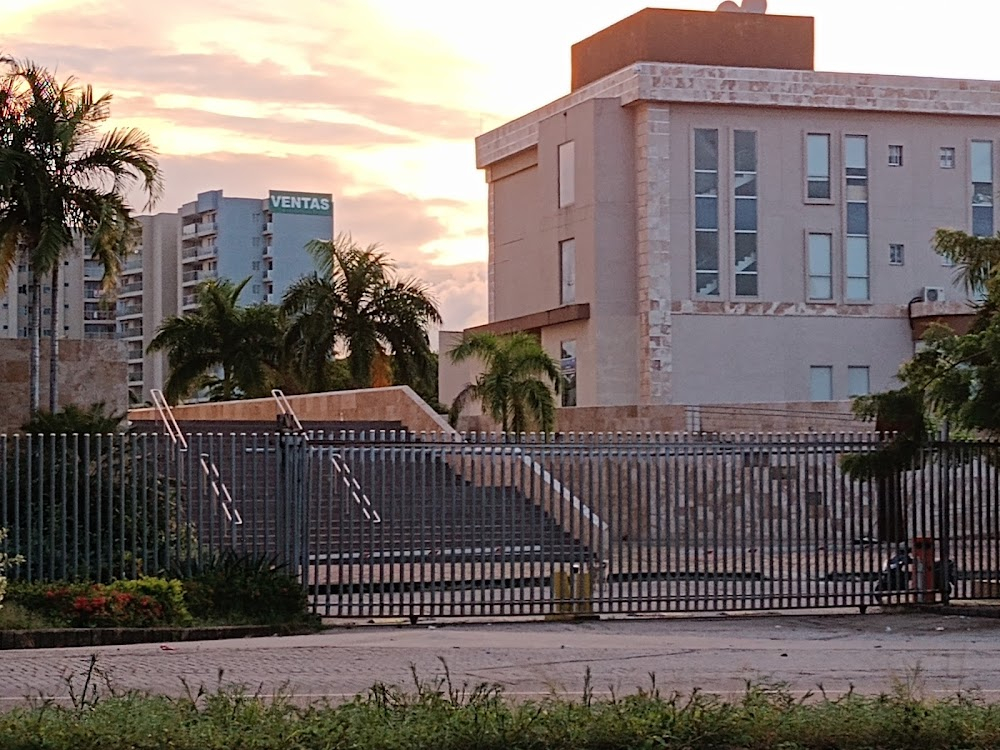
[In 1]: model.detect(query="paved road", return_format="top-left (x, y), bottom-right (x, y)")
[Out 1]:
top-left (2, 612), bottom-right (999, 705)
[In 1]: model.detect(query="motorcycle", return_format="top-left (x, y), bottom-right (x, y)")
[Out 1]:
top-left (871, 544), bottom-right (956, 604)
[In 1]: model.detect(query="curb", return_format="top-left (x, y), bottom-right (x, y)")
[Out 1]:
top-left (915, 604), bottom-right (1000, 619)
top-left (0, 623), bottom-right (321, 650)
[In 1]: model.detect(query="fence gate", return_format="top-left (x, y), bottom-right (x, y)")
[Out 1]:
top-left (301, 431), bottom-right (1000, 619)
top-left (3, 431), bottom-right (999, 618)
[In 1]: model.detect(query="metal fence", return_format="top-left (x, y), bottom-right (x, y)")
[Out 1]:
top-left (2, 430), bottom-right (999, 618)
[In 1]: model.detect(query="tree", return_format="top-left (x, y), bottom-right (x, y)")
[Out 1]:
top-left (842, 227), bottom-right (1000, 541)
top-left (448, 332), bottom-right (562, 434)
top-left (147, 278), bottom-right (284, 404)
top-left (0, 58), bottom-right (160, 413)
top-left (281, 234), bottom-right (441, 391)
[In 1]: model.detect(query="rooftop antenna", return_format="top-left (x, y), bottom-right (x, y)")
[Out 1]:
top-left (716, 0), bottom-right (767, 12)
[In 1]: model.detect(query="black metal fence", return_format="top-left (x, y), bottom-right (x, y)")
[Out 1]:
top-left (2, 430), bottom-right (998, 618)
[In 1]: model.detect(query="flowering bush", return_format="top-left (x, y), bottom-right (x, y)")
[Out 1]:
top-left (8, 577), bottom-right (191, 628)
top-left (0, 528), bottom-right (24, 612)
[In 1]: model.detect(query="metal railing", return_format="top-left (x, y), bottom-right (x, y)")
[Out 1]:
top-left (150, 389), bottom-right (241, 526)
top-left (4, 429), bottom-right (1000, 619)
top-left (271, 389), bottom-right (380, 523)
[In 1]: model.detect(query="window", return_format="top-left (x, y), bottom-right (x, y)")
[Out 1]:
top-left (252, 284), bottom-right (261, 294)
top-left (558, 141), bottom-right (575, 208)
top-left (733, 130), bottom-right (758, 297)
top-left (972, 140), bottom-right (994, 237)
top-left (807, 233), bottom-right (833, 300)
top-left (844, 135), bottom-right (870, 301)
top-left (888, 145), bottom-right (903, 167)
top-left (889, 244), bottom-right (905, 266)
top-left (252, 261), bottom-right (261, 271)
top-left (806, 133), bottom-right (831, 200)
top-left (694, 128), bottom-right (720, 296)
top-left (940, 147), bottom-right (956, 169)
top-left (848, 366), bottom-right (870, 397)
top-left (560, 340), bottom-right (577, 408)
top-left (559, 238), bottom-right (576, 304)
top-left (810, 366), bottom-right (833, 401)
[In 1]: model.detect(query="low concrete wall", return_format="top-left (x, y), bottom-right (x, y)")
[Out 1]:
top-left (128, 386), bottom-right (455, 435)
top-left (458, 402), bottom-right (870, 436)
top-left (0, 339), bottom-right (128, 433)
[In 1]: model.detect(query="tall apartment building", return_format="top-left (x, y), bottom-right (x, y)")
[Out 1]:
top-left (1, 236), bottom-right (118, 342)
top-left (178, 189), bottom-right (333, 312)
top-left (118, 213), bottom-right (181, 403)
top-left (3, 188), bottom-right (333, 405)
top-left (442, 6), bottom-right (997, 412)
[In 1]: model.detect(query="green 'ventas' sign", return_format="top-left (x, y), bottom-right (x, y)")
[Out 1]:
top-left (269, 190), bottom-right (333, 216)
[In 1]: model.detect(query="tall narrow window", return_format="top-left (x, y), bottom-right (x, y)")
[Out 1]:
top-left (889, 244), bottom-right (905, 266)
top-left (806, 133), bottom-right (831, 200)
top-left (940, 147), bottom-right (956, 169)
top-left (888, 145), bottom-right (903, 167)
top-left (694, 129), bottom-right (720, 296)
top-left (734, 130), bottom-right (758, 296)
top-left (845, 135), bottom-right (870, 301)
top-left (847, 366), bottom-right (870, 397)
top-left (560, 340), bottom-right (577, 407)
top-left (810, 366), bottom-right (833, 401)
top-left (807, 233), bottom-right (833, 300)
top-left (559, 238), bottom-right (576, 304)
top-left (558, 141), bottom-right (575, 208)
top-left (972, 140), bottom-right (994, 237)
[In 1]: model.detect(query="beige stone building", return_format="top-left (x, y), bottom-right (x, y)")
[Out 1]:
top-left (441, 6), bottom-right (992, 430)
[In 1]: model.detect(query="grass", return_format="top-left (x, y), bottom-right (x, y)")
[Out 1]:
top-left (0, 602), bottom-right (59, 630)
top-left (2, 659), bottom-right (1000, 749)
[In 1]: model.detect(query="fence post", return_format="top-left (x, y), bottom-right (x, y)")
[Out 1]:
top-left (939, 425), bottom-right (951, 605)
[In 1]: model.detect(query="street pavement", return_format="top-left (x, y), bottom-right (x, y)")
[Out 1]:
top-left (2, 611), bottom-right (1000, 706)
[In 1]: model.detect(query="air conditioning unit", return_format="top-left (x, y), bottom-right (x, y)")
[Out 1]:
top-left (922, 286), bottom-right (945, 303)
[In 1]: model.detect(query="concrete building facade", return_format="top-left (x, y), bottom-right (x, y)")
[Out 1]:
top-left (443, 7), bottom-right (993, 417)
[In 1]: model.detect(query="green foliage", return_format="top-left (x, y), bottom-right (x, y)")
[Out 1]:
top-left (20, 403), bottom-right (123, 434)
top-left (0, 527), bottom-right (23, 612)
top-left (4, 675), bottom-right (1000, 750)
top-left (5, 577), bottom-right (192, 628)
top-left (176, 550), bottom-right (307, 624)
top-left (148, 277), bottom-right (285, 403)
top-left (2, 432), bottom-right (182, 582)
top-left (448, 332), bottom-right (562, 433)
top-left (842, 388), bottom-right (930, 480)
top-left (281, 233), bottom-right (442, 392)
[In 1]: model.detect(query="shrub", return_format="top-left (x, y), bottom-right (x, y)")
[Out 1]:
top-left (0, 527), bottom-right (24, 612)
top-left (6, 577), bottom-right (192, 628)
top-left (178, 550), bottom-right (307, 624)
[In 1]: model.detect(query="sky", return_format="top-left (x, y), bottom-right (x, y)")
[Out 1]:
top-left (4, 0), bottom-right (1000, 333)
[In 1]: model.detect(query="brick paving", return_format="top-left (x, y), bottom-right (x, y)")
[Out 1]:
top-left (2, 612), bottom-right (1000, 706)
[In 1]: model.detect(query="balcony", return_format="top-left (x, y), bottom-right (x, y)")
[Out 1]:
top-left (127, 366), bottom-right (143, 383)
top-left (181, 223), bottom-right (198, 237)
top-left (263, 268), bottom-right (273, 281)
top-left (196, 221), bottom-right (218, 236)
top-left (182, 268), bottom-right (218, 285)
top-left (264, 222), bottom-right (273, 234)
top-left (83, 261), bottom-right (105, 278)
top-left (118, 302), bottom-right (143, 318)
top-left (84, 330), bottom-right (117, 340)
top-left (263, 244), bottom-right (273, 258)
top-left (122, 257), bottom-right (143, 273)
top-left (127, 348), bottom-right (144, 361)
top-left (182, 244), bottom-right (218, 261)
top-left (84, 310), bottom-right (116, 321)
top-left (120, 325), bottom-right (144, 339)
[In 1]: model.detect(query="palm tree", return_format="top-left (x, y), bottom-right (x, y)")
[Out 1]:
top-left (147, 278), bottom-right (284, 403)
top-left (0, 58), bottom-right (160, 413)
top-left (281, 234), bottom-right (441, 391)
top-left (448, 332), bottom-right (562, 434)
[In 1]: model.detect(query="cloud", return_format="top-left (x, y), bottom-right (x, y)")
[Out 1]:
top-left (150, 152), bottom-right (486, 330)
top-left (112, 96), bottom-right (413, 148)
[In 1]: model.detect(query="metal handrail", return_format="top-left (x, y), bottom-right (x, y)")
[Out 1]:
top-left (271, 389), bottom-right (380, 523)
top-left (150, 388), bottom-right (241, 525)
top-left (150, 388), bottom-right (187, 450)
